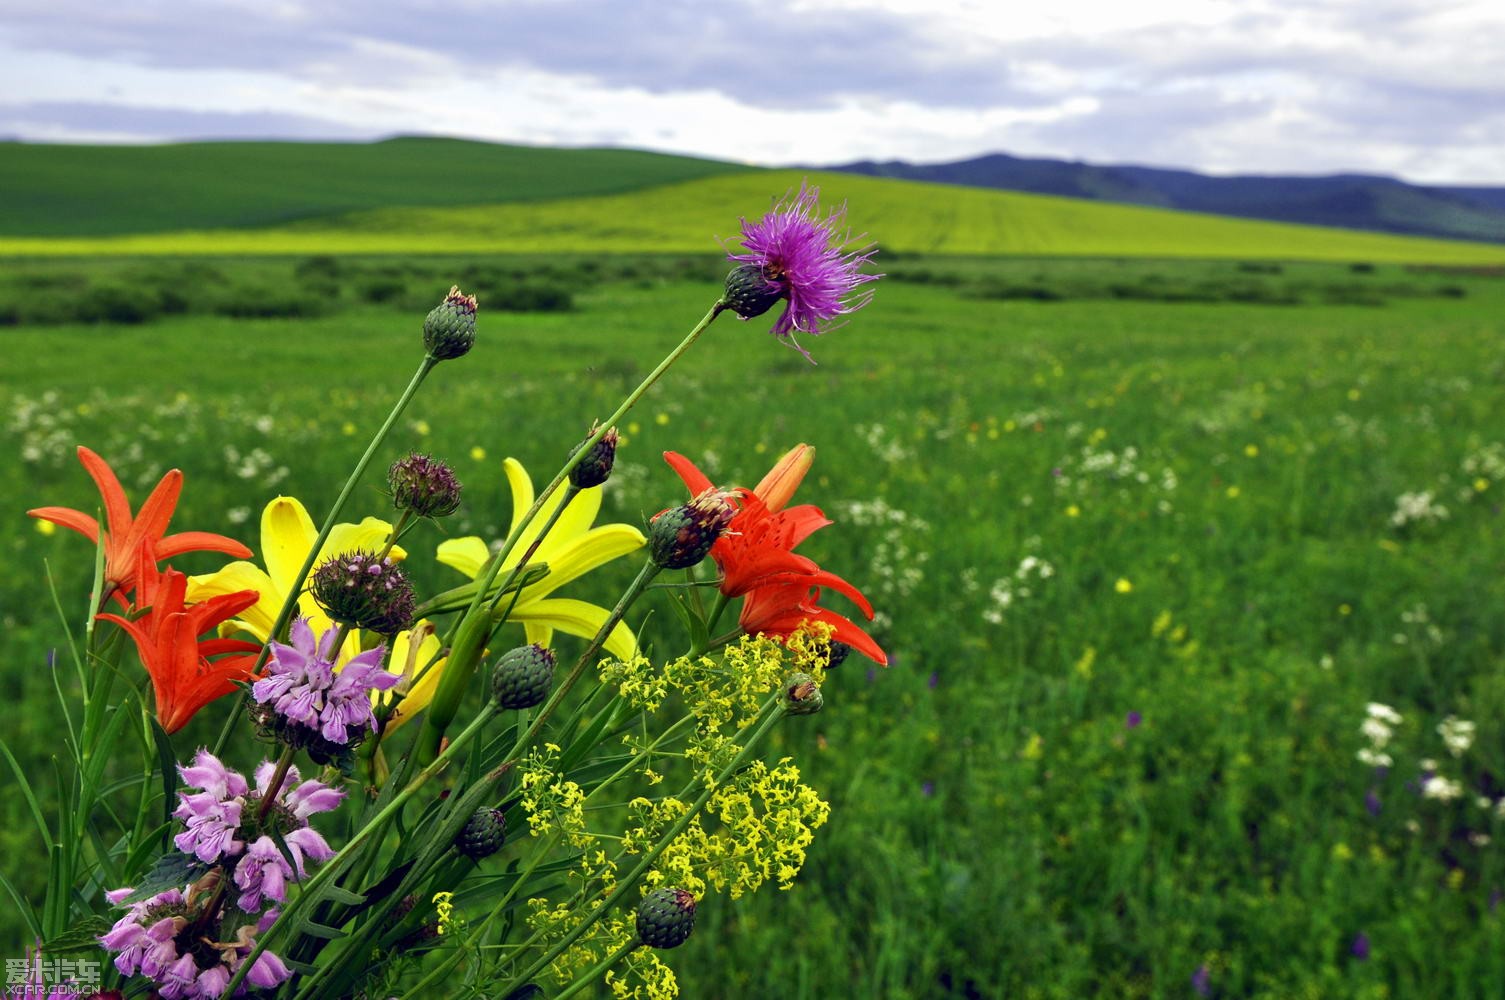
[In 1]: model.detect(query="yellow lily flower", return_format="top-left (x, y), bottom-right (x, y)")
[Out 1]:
top-left (187, 496), bottom-right (444, 731)
top-left (436, 457), bottom-right (645, 660)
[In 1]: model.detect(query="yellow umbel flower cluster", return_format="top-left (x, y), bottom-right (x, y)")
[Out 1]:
top-left (518, 743), bottom-right (593, 848)
top-left (647, 758), bottom-right (829, 899)
top-left (598, 652), bottom-right (668, 713)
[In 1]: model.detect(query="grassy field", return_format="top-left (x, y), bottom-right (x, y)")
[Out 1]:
top-left (4, 252), bottom-right (1505, 997)
top-left (7, 169), bottom-right (1505, 263)
top-left (0, 137), bottom-right (754, 236)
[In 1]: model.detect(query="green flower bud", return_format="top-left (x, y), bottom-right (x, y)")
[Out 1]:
top-left (648, 489), bottom-right (736, 570)
top-left (635, 887), bottom-right (697, 949)
top-left (424, 285), bottom-right (478, 360)
top-left (455, 807), bottom-right (507, 860)
top-left (569, 426), bottom-right (619, 489)
top-left (491, 644), bottom-right (556, 710)
top-left (783, 672), bottom-right (824, 715)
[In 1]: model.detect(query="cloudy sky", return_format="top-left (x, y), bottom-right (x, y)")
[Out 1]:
top-left (0, 0), bottom-right (1501, 183)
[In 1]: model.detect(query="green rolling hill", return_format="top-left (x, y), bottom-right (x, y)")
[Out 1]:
top-left (0, 136), bottom-right (755, 236)
top-left (5, 169), bottom-right (1505, 263)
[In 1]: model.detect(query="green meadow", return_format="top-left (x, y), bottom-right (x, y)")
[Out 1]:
top-left (4, 145), bottom-right (1505, 996)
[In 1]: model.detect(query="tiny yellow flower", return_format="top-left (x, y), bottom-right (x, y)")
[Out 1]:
top-left (627, 421), bottom-right (641, 435)
top-left (414, 419), bottom-right (431, 436)
top-left (1475, 478), bottom-right (1490, 493)
top-left (341, 421), bottom-right (357, 436)
top-left (754, 442), bottom-right (768, 454)
top-left (470, 445), bottom-right (486, 461)
top-left (655, 412), bottom-right (670, 426)
top-left (1004, 419), bottom-right (1017, 432)
top-left (35, 519), bottom-right (56, 537)
top-left (1114, 578), bottom-right (1133, 594)
top-left (1021, 733), bottom-right (1044, 760)
top-left (1332, 842), bottom-right (1353, 861)
top-left (1347, 388), bottom-right (1361, 401)
top-left (433, 891), bottom-right (456, 934)
top-left (1339, 603), bottom-right (1352, 616)
top-left (1226, 486), bottom-right (1240, 499)
top-left (1244, 444), bottom-right (1259, 458)
top-left (1066, 504), bottom-right (1081, 518)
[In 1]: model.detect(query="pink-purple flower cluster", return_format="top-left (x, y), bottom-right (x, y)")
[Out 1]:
top-left (99, 887), bottom-right (289, 998)
top-left (101, 750), bottom-right (342, 997)
top-left (253, 617), bottom-right (399, 745)
top-left (724, 181), bottom-right (880, 360)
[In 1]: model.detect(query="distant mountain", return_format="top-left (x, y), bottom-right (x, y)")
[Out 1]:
top-left (831, 153), bottom-right (1505, 244)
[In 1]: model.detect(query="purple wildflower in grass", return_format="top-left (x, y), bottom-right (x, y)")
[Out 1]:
top-left (254, 617), bottom-right (399, 745)
top-left (721, 181), bottom-right (880, 360)
top-left (1191, 964), bottom-right (1211, 997)
top-left (1365, 789), bottom-right (1383, 817)
top-left (99, 889), bottom-right (292, 997)
top-left (922, 780), bottom-right (935, 797)
top-left (928, 670), bottom-right (939, 689)
top-left (1125, 711), bottom-right (1143, 730)
top-left (1351, 932), bottom-right (1370, 960)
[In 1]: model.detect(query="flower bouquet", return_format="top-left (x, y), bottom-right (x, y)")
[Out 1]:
top-left (15, 183), bottom-right (887, 999)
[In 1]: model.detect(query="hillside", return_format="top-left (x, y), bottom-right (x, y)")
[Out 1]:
top-left (5, 170), bottom-right (1505, 264)
top-left (835, 153), bottom-right (1505, 244)
top-left (0, 137), bottom-right (755, 236)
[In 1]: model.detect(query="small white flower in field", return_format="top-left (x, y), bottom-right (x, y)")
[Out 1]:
top-left (1475, 796), bottom-right (1492, 811)
top-left (227, 506), bottom-right (251, 525)
top-left (1438, 716), bottom-right (1475, 757)
top-left (254, 414), bottom-right (274, 434)
top-left (1360, 718), bottom-right (1394, 747)
top-left (1422, 776), bottom-right (1463, 801)
top-left (1366, 703), bottom-right (1402, 725)
top-left (1419, 758), bottom-right (1439, 772)
top-left (1356, 748), bottom-right (1393, 768)
top-left (1319, 654), bottom-right (1335, 671)
top-left (1406, 819), bottom-right (1421, 834)
top-left (1496, 799), bottom-right (1505, 820)
top-left (1390, 490), bottom-right (1448, 528)
top-left (1470, 833), bottom-right (1491, 847)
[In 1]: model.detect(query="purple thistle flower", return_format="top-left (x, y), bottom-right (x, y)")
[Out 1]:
top-left (254, 617), bottom-right (399, 746)
top-left (722, 181), bottom-right (880, 360)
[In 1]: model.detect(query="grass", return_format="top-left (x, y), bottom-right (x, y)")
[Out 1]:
top-left (5, 256), bottom-right (1505, 997)
top-left (6, 171), bottom-right (1505, 263)
top-left (0, 136), bottom-right (755, 236)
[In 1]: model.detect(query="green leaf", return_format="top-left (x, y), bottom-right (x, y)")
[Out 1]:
top-left (121, 852), bottom-right (210, 903)
top-left (319, 885), bottom-right (367, 906)
top-left (297, 919), bottom-right (348, 940)
top-left (148, 716), bottom-right (180, 845)
top-left (502, 985), bottom-right (546, 1000)
top-left (43, 915), bottom-right (114, 955)
top-left (0, 868), bottom-right (42, 938)
top-left (0, 735), bottom-right (51, 849)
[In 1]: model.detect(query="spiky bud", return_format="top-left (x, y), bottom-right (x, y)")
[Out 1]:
top-left (455, 807), bottom-right (507, 860)
top-left (389, 453), bottom-right (463, 518)
top-left (783, 672), bottom-right (824, 715)
top-left (569, 426), bottom-right (619, 489)
top-left (424, 285), bottom-right (478, 361)
top-left (310, 551), bottom-right (416, 634)
top-left (648, 489), bottom-right (736, 570)
top-left (635, 887), bottom-right (697, 949)
top-left (720, 264), bottom-right (784, 320)
top-left (491, 644), bottom-right (556, 710)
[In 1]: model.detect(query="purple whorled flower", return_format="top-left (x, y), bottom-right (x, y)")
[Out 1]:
top-left (98, 885), bottom-right (293, 997)
top-left (254, 617), bottom-right (400, 746)
top-left (173, 750), bottom-right (249, 863)
top-left (721, 181), bottom-right (880, 360)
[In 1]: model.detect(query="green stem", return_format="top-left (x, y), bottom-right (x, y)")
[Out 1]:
top-left (220, 705), bottom-right (499, 997)
top-left (553, 939), bottom-right (641, 1000)
top-left (502, 697), bottom-right (786, 991)
top-left (415, 301), bottom-right (723, 764)
top-left (213, 354), bottom-right (439, 756)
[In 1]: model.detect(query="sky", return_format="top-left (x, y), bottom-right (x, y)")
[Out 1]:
top-left (0, 0), bottom-right (1501, 184)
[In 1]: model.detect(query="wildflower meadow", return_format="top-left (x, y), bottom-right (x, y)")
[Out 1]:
top-left (3, 178), bottom-right (1505, 998)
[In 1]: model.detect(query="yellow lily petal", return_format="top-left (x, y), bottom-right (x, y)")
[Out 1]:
top-left (436, 536), bottom-right (491, 580)
top-left (509, 597), bottom-right (638, 661)
top-left (324, 517), bottom-right (406, 564)
top-left (500, 459), bottom-right (604, 567)
top-left (187, 561), bottom-right (279, 641)
top-left (523, 619), bottom-right (555, 652)
top-left (379, 624), bottom-right (448, 733)
top-left (261, 497), bottom-right (317, 599)
top-left (503, 458), bottom-right (535, 539)
top-left (518, 524), bottom-right (645, 604)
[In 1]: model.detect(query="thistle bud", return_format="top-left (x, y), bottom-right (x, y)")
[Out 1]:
top-left (648, 489), bottom-right (736, 570)
top-left (424, 285), bottom-right (478, 360)
top-left (783, 672), bottom-right (824, 715)
top-left (491, 644), bottom-right (556, 710)
top-left (310, 551), bottom-right (416, 634)
top-left (720, 264), bottom-right (784, 320)
top-left (388, 453), bottom-right (463, 518)
top-left (455, 807), bottom-right (507, 860)
top-left (569, 426), bottom-right (619, 489)
top-left (635, 887), bottom-right (697, 949)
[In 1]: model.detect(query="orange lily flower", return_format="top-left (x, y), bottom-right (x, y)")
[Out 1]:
top-left (739, 580), bottom-right (888, 666)
top-left (28, 445), bottom-right (252, 604)
top-left (98, 549), bottom-right (262, 733)
top-left (663, 445), bottom-right (886, 664)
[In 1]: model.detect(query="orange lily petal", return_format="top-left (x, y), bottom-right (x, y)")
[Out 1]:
top-left (753, 444), bottom-right (814, 513)
top-left (27, 506), bottom-right (100, 543)
top-left (157, 530), bottom-right (253, 561)
top-left (75, 446), bottom-right (132, 544)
